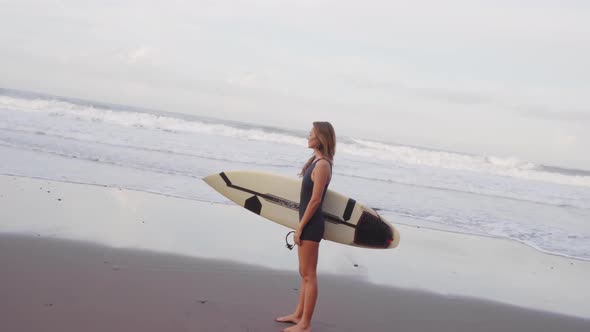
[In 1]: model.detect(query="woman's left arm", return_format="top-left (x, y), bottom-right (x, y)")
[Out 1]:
top-left (295, 161), bottom-right (331, 245)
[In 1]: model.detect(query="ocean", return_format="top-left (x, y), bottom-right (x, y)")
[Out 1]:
top-left (1, 87), bottom-right (589, 261)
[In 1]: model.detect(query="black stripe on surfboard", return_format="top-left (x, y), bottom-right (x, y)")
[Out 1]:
top-left (219, 172), bottom-right (286, 204)
top-left (343, 198), bottom-right (356, 221)
top-left (265, 194), bottom-right (356, 228)
top-left (323, 213), bottom-right (356, 228)
top-left (218, 172), bottom-right (356, 229)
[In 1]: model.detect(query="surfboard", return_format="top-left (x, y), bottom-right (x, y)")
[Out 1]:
top-left (203, 171), bottom-right (400, 249)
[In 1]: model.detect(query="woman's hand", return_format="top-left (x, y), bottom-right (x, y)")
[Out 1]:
top-left (294, 227), bottom-right (302, 246)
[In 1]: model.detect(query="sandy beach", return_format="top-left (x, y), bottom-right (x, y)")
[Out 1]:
top-left (2, 234), bottom-right (590, 332)
top-left (1, 174), bottom-right (590, 331)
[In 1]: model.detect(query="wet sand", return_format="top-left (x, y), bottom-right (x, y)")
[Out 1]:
top-left (1, 234), bottom-right (589, 332)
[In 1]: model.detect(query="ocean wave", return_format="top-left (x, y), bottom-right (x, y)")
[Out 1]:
top-left (0, 94), bottom-right (307, 147)
top-left (2, 90), bottom-right (589, 188)
top-left (4, 123), bottom-right (586, 210)
top-left (345, 138), bottom-right (590, 188)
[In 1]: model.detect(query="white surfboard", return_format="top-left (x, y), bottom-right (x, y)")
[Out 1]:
top-left (203, 171), bottom-right (400, 249)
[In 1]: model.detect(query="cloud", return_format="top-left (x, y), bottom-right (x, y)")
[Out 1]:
top-left (400, 85), bottom-right (590, 123)
top-left (515, 105), bottom-right (590, 122)
top-left (225, 72), bottom-right (262, 89)
top-left (410, 87), bottom-right (495, 105)
top-left (123, 47), bottom-right (161, 66)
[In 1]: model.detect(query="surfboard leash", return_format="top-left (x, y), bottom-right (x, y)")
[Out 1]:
top-left (285, 231), bottom-right (295, 250)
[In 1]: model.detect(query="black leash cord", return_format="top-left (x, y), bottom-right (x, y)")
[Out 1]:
top-left (285, 231), bottom-right (295, 250)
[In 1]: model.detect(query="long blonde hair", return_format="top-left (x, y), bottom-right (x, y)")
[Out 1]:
top-left (300, 121), bottom-right (336, 176)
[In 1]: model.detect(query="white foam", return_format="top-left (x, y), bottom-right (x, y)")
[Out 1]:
top-left (1, 93), bottom-right (589, 190)
top-left (0, 95), bottom-right (307, 147)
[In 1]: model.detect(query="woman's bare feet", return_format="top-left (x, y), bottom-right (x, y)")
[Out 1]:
top-left (275, 313), bottom-right (301, 324)
top-left (283, 322), bottom-right (311, 332)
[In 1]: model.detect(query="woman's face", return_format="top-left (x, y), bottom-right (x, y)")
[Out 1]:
top-left (308, 128), bottom-right (318, 149)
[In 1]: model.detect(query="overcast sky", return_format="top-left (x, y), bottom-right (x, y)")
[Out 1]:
top-left (1, 0), bottom-right (589, 169)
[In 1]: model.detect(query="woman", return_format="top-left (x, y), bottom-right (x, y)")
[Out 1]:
top-left (276, 122), bottom-right (336, 332)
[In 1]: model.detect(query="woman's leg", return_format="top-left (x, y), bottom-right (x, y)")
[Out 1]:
top-left (276, 280), bottom-right (305, 324)
top-left (276, 243), bottom-right (309, 324)
top-left (284, 240), bottom-right (319, 332)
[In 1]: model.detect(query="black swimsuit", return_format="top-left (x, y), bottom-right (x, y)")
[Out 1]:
top-left (299, 158), bottom-right (332, 242)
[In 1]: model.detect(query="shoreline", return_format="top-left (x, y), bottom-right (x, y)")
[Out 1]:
top-left (2, 171), bottom-right (588, 264)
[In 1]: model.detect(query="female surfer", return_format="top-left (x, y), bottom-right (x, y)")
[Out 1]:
top-left (276, 121), bottom-right (336, 332)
